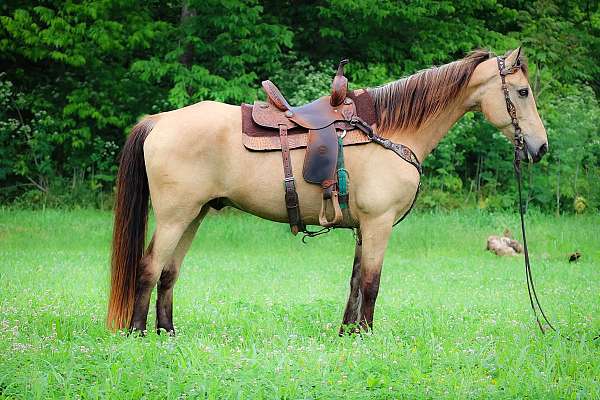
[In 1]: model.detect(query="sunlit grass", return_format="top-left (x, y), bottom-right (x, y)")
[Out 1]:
top-left (0, 209), bottom-right (599, 399)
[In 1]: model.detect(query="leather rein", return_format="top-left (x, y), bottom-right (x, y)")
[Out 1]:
top-left (497, 56), bottom-right (599, 341)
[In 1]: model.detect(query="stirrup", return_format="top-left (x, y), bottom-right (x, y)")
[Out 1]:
top-left (319, 191), bottom-right (344, 227)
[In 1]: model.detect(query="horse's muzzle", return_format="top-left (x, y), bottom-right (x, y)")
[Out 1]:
top-left (532, 142), bottom-right (548, 163)
top-left (526, 142), bottom-right (548, 163)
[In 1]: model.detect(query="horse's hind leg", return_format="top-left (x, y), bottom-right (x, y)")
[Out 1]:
top-left (155, 206), bottom-right (208, 334)
top-left (130, 210), bottom-right (201, 333)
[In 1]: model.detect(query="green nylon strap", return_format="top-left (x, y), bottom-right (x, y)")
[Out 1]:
top-left (336, 135), bottom-right (348, 209)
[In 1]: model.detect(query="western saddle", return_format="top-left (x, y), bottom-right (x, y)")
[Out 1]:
top-left (241, 60), bottom-right (421, 235)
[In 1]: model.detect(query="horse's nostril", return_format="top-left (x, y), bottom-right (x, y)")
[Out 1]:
top-left (538, 143), bottom-right (548, 158)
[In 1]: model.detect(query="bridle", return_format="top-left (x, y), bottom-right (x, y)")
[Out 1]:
top-left (497, 55), bottom-right (599, 341)
top-left (497, 56), bottom-right (526, 161)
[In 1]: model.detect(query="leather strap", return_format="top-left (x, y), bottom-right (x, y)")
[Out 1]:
top-left (497, 56), bottom-right (599, 341)
top-left (278, 124), bottom-right (304, 235)
top-left (370, 135), bottom-right (422, 175)
top-left (497, 57), bottom-right (525, 157)
top-left (350, 116), bottom-right (422, 174)
top-left (348, 116), bottom-right (422, 226)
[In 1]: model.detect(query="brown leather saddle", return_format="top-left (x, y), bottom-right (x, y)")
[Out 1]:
top-left (242, 60), bottom-right (377, 234)
top-left (241, 61), bottom-right (422, 235)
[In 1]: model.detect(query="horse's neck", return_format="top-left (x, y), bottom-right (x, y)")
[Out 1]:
top-left (391, 101), bottom-right (468, 162)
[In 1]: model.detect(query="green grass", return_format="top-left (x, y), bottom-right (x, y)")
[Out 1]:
top-left (0, 208), bottom-right (599, 399)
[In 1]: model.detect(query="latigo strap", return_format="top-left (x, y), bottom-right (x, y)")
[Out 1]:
top-left (278, 124), bottom-right (304, 235)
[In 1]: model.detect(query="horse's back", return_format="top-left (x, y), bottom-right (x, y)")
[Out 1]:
top-left (141, 99), bottom-right (420, 227)
top-left (145, 101), bottom-right (239, 152)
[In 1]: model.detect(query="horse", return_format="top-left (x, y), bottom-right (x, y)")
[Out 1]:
top-left (106, 47), bottom-right (548, 335)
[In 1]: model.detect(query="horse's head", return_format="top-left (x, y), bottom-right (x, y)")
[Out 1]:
top-left (475, 48), bottom-right (548, 163)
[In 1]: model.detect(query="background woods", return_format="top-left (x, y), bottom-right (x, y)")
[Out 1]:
top-left (1, 0), bottom-right (598, 212)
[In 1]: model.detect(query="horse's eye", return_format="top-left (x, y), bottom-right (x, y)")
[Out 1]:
top-left (518, 88), bottom-right (529, 97)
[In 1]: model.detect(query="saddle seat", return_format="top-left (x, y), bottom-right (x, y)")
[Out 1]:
top-left (262, 59), bottom-right (348, 113)
top-left (261, 63), bottom-right (353, 130)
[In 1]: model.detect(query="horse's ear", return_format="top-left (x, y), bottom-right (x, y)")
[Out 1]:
top-left (505, 47), bottom-right (522, 69)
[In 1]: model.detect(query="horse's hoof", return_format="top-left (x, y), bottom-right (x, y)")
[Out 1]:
top-left (128, 327), bottom-right (147, 337)
top-left (338, 324), bottom-right (361, 337)
top-left (156, 327), bottom-right (176, 336)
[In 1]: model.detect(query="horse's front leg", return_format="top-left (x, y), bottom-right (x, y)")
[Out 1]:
top-left (339, 232), bottom-right (362, 335)
top-left (340, 218), bottom-right (392, 334)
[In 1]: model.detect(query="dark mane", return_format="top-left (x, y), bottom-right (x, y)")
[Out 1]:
top-left (368, 50), bottom-right (494, 133)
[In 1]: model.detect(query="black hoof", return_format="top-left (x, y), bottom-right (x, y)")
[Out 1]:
top-left (128, 327), bottom-right (148, 337)
top-left (156, 327), bottom-right (176, 336)
top-left (338, 324), bottom-right (361, 337)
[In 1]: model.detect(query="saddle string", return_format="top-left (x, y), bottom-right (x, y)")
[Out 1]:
top-left (301, 226), bottom-right (332, 243)
top-left (500, 56), bottom-right (599, 341)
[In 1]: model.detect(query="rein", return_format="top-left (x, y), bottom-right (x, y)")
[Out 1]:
top-left (498, 56), bottom-right (599, 341)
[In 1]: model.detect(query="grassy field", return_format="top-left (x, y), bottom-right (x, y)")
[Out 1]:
top-left (0, 208), bottom-right (599, 399)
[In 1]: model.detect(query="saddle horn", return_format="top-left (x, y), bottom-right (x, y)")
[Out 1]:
top-left (330, 59), bottom-right (349, 107)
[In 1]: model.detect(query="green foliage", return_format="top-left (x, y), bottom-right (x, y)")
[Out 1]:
top-left (131, 0), bottom-right (293, 107)
top-left (0, 0), bottom-right (598, 212)
top-left (533, 86), bottom-right (600, 213)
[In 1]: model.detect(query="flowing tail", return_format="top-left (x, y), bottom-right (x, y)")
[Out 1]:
top-left (107, 118), bottom-right (156, 331)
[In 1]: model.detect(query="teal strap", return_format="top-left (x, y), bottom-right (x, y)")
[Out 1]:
top-left (337, 135), bottom-right (348, 209)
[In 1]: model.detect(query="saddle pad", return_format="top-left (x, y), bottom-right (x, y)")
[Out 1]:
top-left (242, 89), bottom-right (377, 151)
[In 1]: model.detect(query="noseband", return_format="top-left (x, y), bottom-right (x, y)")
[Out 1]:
top-left (496, 56), bottom-right (599, 341)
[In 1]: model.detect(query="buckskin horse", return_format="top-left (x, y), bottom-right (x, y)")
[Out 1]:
top-left (107, 48), bottom-right (548, 335)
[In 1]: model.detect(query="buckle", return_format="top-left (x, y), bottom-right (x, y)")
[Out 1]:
top-left (283, 177), bottom-right (296, 191)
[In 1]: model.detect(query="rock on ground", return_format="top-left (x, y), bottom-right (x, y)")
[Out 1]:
top-left (486, 235), bottom-right (523, 256)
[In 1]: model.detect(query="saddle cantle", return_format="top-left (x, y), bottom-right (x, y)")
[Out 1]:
top-left (242, 60), bottom-right (379, 234)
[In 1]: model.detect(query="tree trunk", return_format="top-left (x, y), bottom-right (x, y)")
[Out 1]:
top-left (180, 2), bottom-right (196, 68)
top-left (533, 63), bottom-right (542, 97)
top-left (573, 160), bottom-right (580, 197)
top-left (556, 157), bottom-right (561, 216)
top-left (475, 155), bottom-right (482, 199)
